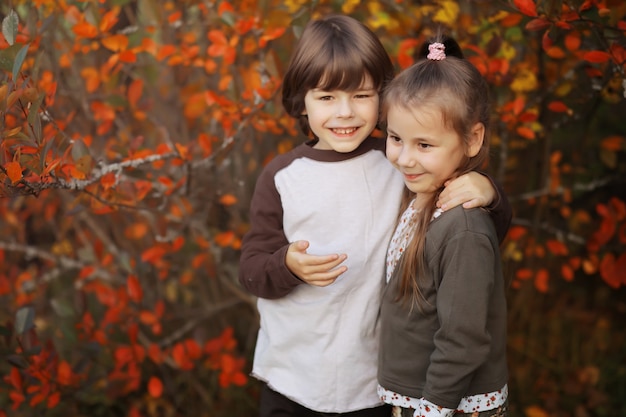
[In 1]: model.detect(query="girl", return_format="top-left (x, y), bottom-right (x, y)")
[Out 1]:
top-left (239, 18), bottom-right (510, 417)
top-left (377, 37), bottom-right (509, 417)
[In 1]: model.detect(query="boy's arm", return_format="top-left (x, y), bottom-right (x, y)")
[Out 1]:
top-left (238, 169), bottom-right (303, 299)
top-left (437, 171), bottom-right (512, 244)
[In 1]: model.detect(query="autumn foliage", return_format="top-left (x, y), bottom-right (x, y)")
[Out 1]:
top-left (0, 1), bottom-right (625, 416)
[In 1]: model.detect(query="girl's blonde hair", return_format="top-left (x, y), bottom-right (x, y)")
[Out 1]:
top-left (382, 36), bottom-right (491, 307)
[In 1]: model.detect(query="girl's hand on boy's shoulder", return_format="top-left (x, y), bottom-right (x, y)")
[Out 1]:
top-left (437, 171), bottom-right (495, 211)
top-left (285, 240), bottom-right (348, 287)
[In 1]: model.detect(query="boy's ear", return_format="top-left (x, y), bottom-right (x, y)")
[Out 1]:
top-left (467, 122), bottom-right (485, 157)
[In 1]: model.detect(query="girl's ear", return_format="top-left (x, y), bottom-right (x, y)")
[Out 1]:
top-left (467, 122), bottom-right (485, 157)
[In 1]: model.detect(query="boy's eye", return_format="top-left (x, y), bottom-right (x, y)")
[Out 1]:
top-left (387, 134), bottom-right (402, 143)
top-left (418, 143), bottom-right (432, 149)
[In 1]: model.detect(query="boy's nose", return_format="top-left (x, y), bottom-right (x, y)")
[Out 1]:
top-left (336, 99), bottom-right (355, 118)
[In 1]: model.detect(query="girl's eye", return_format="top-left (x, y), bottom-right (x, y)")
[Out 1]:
top-left (319, 95), bottom-right (333, 101)
top-left (418, 143), bottom-right (432, 149)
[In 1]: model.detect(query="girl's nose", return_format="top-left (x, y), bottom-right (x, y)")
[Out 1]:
top-left (396, 147), bottom-right (415, 167)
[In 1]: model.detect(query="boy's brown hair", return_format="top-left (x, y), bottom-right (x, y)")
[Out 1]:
top-left (282, 15), bottom-right (394, 136)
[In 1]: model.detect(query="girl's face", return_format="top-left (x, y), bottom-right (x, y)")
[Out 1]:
top-left (385, 104), bottom-right (483, 209)
top-left (302, 75), bottom-right (379, 153)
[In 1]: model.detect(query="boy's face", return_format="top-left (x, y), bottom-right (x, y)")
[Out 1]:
top-left (302, 75), bottom-right (379, 153)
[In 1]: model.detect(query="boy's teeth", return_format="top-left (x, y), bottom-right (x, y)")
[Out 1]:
top-left (333, 128), bottom-right (356, 134)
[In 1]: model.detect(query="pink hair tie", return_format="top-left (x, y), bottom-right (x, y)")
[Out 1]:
top-left (427, 42), bottom-right (446, 61)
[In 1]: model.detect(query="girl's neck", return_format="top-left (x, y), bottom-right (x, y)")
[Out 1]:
top-left (412, 193), bottom-right (433, 212)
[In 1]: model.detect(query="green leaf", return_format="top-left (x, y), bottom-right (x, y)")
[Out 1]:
top-left (27, 92), bottom-right (45, 144)
top-left (15, 305), bottom-right (35, 334)
top-left (12, 43), bottom-right (29, 82)
top-left (0, 43), bottom-right (22, 72)
top-left (2, 9), bottom-right (19, 46)
top-left (71, 138), bottom-right (91, 161)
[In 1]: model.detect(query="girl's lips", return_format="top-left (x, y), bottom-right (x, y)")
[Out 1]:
top-left (403, 173), bottom-right (422, 181)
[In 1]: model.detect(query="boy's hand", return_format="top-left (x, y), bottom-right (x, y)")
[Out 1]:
top-left (437, 171), bottom-right (495, 211)
top-left (285, 240), bottom-right (347, 287)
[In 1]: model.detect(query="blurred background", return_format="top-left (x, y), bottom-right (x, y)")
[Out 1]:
top-left (0, 1), bottom-right (625, 416)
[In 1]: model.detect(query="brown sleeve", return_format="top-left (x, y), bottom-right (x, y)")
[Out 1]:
top-left (238, 165), bottom-right (303, 299)
top-left (482, 173), bottom-right (512, 244)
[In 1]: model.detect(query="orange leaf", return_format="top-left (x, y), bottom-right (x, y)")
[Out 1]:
top-left (583, 50), bottom-right (611, 63)
top-left (119, 50), bottom-right (136, 63)
top-left (100, 172), bottom-right (117, 190)
top-left (564, 32), bottom-right (581, 51)
top-left (600, 135), bottom-right (624, 151)
top-left (215, 231), bottom-right (235, 247)
top-left (219, 194), bottom-right (237, 206)
top-left (218, 1), bottom-right (234, 16)
top-left (127, 79), bottom-right (143, 107)
top-left (73, 22), bottom-right (98, 38)
top-left (545, 46), bottom-right (566, 59)
top-left (259, 27), bottom-right (286, 48)
top-left (5, 161), bottom-right (22, 183)
top-left (139, 310), bottom-right (159, 326)
top-left (99, 9), bottom-right (120, 32)
top-left (125, 222), bottom-right (149, 240)
top-left (102, 34), bottom-right (128, 52)
top-left (514, 0), bottom-right (538, 16)
top-left (148, 377), bottom-right (163, 398)
top-left (516, 126), bottom-right (535, 140)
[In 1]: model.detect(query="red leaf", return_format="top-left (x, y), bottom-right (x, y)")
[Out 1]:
top-left (57, 360), bottom-right (74, 385)
top-left (534, 269), bottom-right (549, 293)
top-left (141, 246), bottom-right (167, 264)
top-left (514, 0), bottom-right (538, 17)
top-left (583, 50), bottom-right (611, 63)
top-left (127, 275), bottom-right (143, 303)
top-left (148, 377), bottom-right (163, 398)
top-left (600, 253), bottom-right (622, 288)
top-left (548, 101), bottom-right (569, 113)
top-left (525, 18), bottom-right (550, 31)
top-left (546, 239), bottom-right (568, 256)
top-left (47, 391), bottom-right (61, 408)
